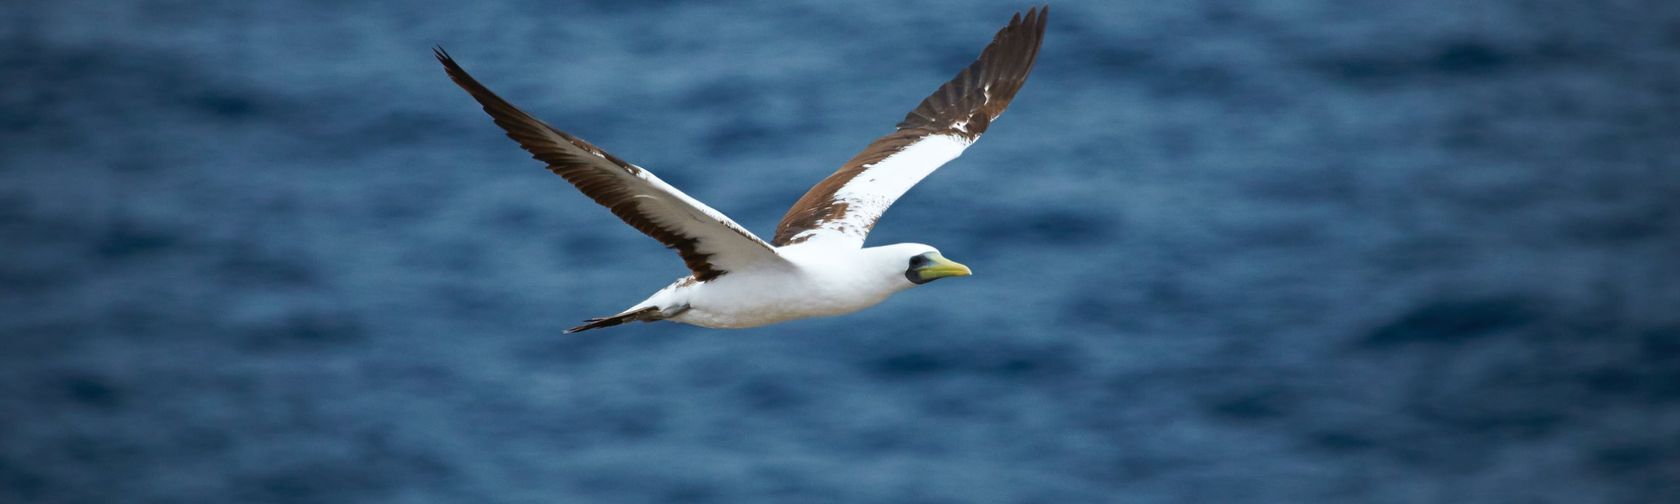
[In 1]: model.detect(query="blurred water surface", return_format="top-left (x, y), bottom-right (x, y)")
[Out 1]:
top-left (3, 1), bottom-right (1679, 502)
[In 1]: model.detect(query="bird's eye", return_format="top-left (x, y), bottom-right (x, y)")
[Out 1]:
top-left (907, 254), bottom-right (930, 270)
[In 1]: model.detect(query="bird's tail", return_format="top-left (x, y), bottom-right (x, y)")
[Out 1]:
top-left (564, 306), bottom-right (666, 334)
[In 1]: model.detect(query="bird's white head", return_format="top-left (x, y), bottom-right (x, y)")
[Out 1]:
top-left (866, 243), bottom-right (973, 288)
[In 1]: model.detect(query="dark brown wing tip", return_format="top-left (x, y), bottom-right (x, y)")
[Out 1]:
top-left (433, 46), bottom-right (463, 74)
top-left (1003, 5), bottom-right (1050, 79)
top-left (894, 5), bottom-right (1049, 135)
top-left (1027, 6), bottom-right (1050, 41)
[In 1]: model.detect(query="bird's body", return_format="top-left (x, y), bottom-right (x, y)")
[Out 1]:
top-left (437, 7), bottom-right (1047, 332)
top-left (626, 243), bottom-right (936, 329)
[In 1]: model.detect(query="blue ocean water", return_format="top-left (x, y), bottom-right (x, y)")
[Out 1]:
top-left (3, 1), bottom-right (1678, 502)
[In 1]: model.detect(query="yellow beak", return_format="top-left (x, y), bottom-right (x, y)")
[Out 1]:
top-left (910, 252), bottom-right (972, 284)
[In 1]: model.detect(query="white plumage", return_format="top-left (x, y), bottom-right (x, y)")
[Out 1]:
top-left (436, 6), bottom-right (1048, 332)
top-left (631, 243), bottom-right (944, 329)
top-left (781, 134), bottom-right (974, 249)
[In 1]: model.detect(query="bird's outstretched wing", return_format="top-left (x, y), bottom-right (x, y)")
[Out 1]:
top-left (772, 6), bottom-right (1047, 248)
top-left (436, 48), bottom-right (786, 281)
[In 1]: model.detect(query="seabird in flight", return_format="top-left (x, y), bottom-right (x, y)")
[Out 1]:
top-left (436, 6), bottom-right (1047, 332)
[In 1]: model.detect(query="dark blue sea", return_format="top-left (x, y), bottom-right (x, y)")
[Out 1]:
top-left (4, 1), bottom-right (1678, 502)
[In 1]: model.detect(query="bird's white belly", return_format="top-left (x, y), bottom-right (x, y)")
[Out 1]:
top-left (666, 270), bottom-right (893, 329)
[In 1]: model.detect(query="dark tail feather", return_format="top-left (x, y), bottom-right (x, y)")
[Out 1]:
top-left (564, 307), bottom-right (663, 334)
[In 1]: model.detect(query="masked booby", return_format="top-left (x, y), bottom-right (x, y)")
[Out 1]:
top-left (436, 6), bottom-right (1047, 332)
